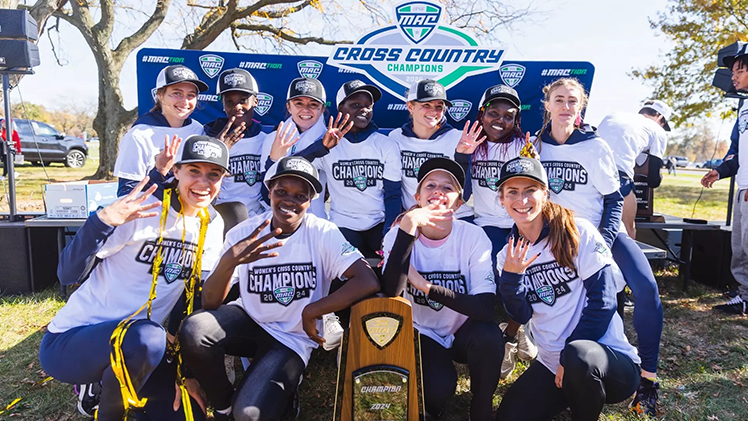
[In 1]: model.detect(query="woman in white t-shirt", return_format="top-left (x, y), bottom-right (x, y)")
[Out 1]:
top-left (39, 136), bottom-right (230, 421)
top-left (388, 79), bottom-right (485, 220)
top-left (381, 157), bottom-right (502, 421)
top-left (179, 156), bottom-right (380, 421)
top-left (494, 156), bottom-right (640, 420)
top-left (536, 78), bottom-right (663, 416)
top-left (114, 65), bottom-right (208, 196)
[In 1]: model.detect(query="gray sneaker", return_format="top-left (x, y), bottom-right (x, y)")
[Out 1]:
top-left (501, 341), bottom-right (518, 379)
top-left (515, 325), bottom-right (538, 361)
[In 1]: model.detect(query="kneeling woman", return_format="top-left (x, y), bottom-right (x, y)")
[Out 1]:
top-left (494, 157), bottom-right (640, 421)
top-left (179, 156), bottom-right (380, 421)
top-left (381, 158), bottom-right (503, 421)
top-left (39, 136), bottom-right (229, 420)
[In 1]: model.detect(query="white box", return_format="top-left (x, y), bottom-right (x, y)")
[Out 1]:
top-left (45, 181), bottom-right (118, 219)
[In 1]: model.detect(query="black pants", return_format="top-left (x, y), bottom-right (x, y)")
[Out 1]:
top-left (495, 340), bottom-right (640, 421)
top-left (214, 201), bottom-right (249, 236)
top-left (179, 305), bottom-right (305, 421)
top-left (420, 319), bottom-right (504, 421)
top-left (338, 222), bottom-right (385, 259)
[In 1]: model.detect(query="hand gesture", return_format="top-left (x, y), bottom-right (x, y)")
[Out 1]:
top-left (321, 113), bottom-right (353, 149)
top-left (173, 378), bottom-right (207, 415)
top-left (455, 120), bottom-right (486, 154)
top-left (408, 264), bottom-right (431, 293)
top-left (97, 177), bottom-right (161, 227)
top-left (399, 201), bottom-right (454, 235)
top-left (301, 306), bottom-right (325, 346)
top-left (502, 236), bottom-right (540, 274)
top-left (269, 121), bottom-right (300, 161)
top-left (222, 220), bottom-right (284, 267)
top-left (520, 132), bottom-right (539, 159)
top-left (154, 135), bottom-right (182, 176)
top-left (701, 169), bottom-right (719, 188)
top-left (217, 116), bottom-right (246, 149)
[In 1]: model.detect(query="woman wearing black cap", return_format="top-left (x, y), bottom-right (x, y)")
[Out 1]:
top-left (494, 156), bottom-right (640, 421)
top-left (388, 79), bottom-right (485, 221)
top-left (203, 68), bottom-right (268, 233)
top-left (179, 156), bottom-right (380, 421)
top-left (381, 157), bottom-right (503, 421)
top-left (115, 64), bottom-right (209, 196)
top-left (40, 136), bottom-right (230, 420)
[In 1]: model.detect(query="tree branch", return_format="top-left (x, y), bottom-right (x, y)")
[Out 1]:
top-left (114, 0), bottom-right (172, 61)
top-left (232, 23), bottom-right (347, 45)
top-left (249, 0), bottom-right (313, 19)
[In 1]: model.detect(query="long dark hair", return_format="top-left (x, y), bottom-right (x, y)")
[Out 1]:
top-left (473, 101), bottom-right (524, 161)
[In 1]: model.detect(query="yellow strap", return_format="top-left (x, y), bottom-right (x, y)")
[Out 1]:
top-left (0, 398), bottom-right (21, 416)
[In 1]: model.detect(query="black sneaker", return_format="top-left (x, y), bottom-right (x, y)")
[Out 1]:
top-left (76, 382), bottom-right (102, 417)
top-left (713, 295), bottom-right (747, 315)
top-left (282, 385), bottom-right (301, 420)
top-left (629, 377), bottom-right (659, 417)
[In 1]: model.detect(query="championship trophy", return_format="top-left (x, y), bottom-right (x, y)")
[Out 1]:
top-left (333, 296), bottom-right (424, 420)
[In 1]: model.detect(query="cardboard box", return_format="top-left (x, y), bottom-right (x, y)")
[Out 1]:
top-left (45, 181), bottom-right (118, 219)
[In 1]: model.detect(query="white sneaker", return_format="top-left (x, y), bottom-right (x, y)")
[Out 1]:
top-left (501, 341), bottom-right (518, 379)
top-left (515, 325), bottom-right (538, 361)
top-left (322, 313), bottom-right (344, 351)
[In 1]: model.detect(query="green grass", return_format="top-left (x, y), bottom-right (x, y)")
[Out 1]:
top-left (653, 172), bottom-right (731, 222)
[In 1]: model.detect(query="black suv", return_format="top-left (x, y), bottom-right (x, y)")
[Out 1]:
top-left (5, 118), bottom-right (88, 168)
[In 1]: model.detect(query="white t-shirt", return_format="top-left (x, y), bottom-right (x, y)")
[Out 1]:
top-left (736, 101), bottom-right (748, 189)
top-left (222, 211), bottom-right (363, 365)
top-left (381, 220), bottom-right (495, 348)
top-left (261, 117), bottom-right (329, 218)
top-left (48, 199), bottom-right (224, 333)
top-left (472, 139), bottom-right (525, 228)
top-left (596, 113), bottom-right (668, 179)
top-left (539, 136), bottom-right (620, 228)
top-left (114, 119), bottom-right (205, 181)
top-left (215, 130), bottom-right (267, 216)
top-left (496, 218), bottom-right (640, 374)
top-left (388, 126), bottom-right (473, 219)
top-left (315, 131), bottom-right (401, 230)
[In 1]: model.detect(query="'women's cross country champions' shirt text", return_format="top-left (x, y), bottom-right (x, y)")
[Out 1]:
top-left (382, 220), bottom-right (495, 348)
top-left (496, 219), bottom-right (639, 374)
top-left (472, 138), bottom-right (525, 228)
top-left (538, 134), bottom-right (620, 227)
top-left (223, 212), bottom-right (363, 365)
top-left (215, 126), bottom-right (267, 215)
top-left (388, 126), bottom-right (472, 219)
top-left (314, 131), bottom-right (401, 230)
top-left (48, 198), bottom-right (224, 333)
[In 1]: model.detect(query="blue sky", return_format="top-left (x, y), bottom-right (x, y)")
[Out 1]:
top-left (14, 0), bottom-right (728, 139)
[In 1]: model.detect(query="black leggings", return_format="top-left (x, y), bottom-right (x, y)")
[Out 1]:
top-left (420, 319), bottom-right (503, 421)
top-left (338, 223), bottom-right (385, 259)
top-left (495, 340), bottom-right (640, 421)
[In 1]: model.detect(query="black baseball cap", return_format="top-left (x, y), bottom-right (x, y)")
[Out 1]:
top-left (155, 65), bottom-right (209, 92)
top-left (496, 157), bottom-right (548, 189)
top-left (479, 84), bottom-right (521, 109)
top-left (723, 42), bottom-right (748, 69)
top-left (405, 79), bottom-right (452, 107)
top-left (175, 135), bottom-right (230, 172)
top-left (336, 80), bottom-right (382, 106)
top-left (264, 156), bottom-right (323, 199)
top-left (287, 77), bottom-right (326, 104)
top-left (217, 68), bottom-right (258, 96)
top-left (416, 157), bottom-right (465, 189)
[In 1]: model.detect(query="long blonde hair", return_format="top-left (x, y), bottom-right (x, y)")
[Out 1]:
top-left (537, 78), bottom-right (589, 147)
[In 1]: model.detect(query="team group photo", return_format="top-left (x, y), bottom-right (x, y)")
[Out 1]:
top-left (0, 0), bottom-right (746, 420)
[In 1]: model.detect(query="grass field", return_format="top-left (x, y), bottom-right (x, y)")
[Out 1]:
top-left (0, 166), bottom-right (745, 420)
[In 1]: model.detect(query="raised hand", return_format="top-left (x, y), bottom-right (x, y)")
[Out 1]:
top-left (222, 219), bottom-right (284, 267)
top-left (520, 131), bottom-right (539, 159)
top-left (455, 120), bottom-right (486, 154)
top-left (269, 121), bottom-right (300, 161)
top-left (216, 116), bottom-right (246, 149)
top-left (321, 113), bottom-right (354, 149)
top-left (97, 177), bottom-right (161, 227)
top-left (502, 236), bottom-right (540, 274)
top-left (399, 200), bottom-right (454, 236)
top-left (154, 135), bottom-right (182, 176)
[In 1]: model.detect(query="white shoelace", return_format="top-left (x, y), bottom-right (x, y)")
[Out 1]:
top-left (725, 295), bottom-right (745, 305)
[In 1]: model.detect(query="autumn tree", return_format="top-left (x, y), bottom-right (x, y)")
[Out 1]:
top-left (18, 0), bottom-right (535, 178)
top-left (632, 0), bottom-right (748, 127)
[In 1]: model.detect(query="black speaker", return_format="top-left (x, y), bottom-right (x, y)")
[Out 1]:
top-left (691, 229), bottom-right (736, 290)
top-left (0, 39), bottom-right (39, 69)
top-left (0, 9), bottom-right (38, 40)
top-left (718, 41), bottom-right (747, 68)
top-left (0, 223), bottom-right (59, 295)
